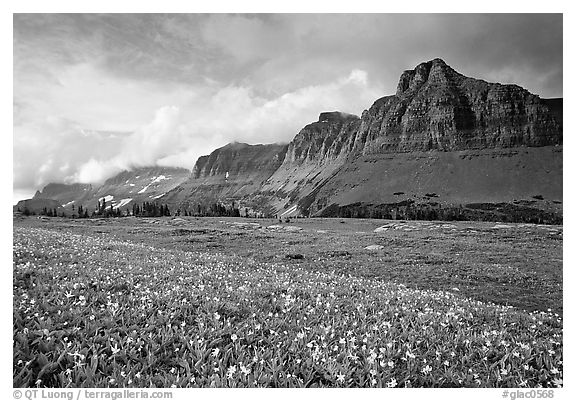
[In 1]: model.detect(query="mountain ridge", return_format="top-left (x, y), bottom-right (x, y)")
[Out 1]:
top-left (16, 58), bottom-right (563, 221)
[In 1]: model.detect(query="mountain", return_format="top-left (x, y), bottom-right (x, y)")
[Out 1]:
top-left (18, 166), bottom-right (191, 214)
top-left (33, 183), bottom-right (93, 204)
top-left (168, 58), bottom-right (561, 220)
top-left (287, 58), bottom-right (563, 217)
top-left (352, 58), bottom-right (561, 153)
top-left (20, 58), bottom-right (562, 222)
top-left (14, 198), bottom-right (63, 215)
top-left (163, 143), bottom-right (288, 214)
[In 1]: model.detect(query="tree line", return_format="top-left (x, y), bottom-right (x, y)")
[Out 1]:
top-left (21, 199), bottom-right (172, 219)
top-left (318, 201), bottom-right (562, 225)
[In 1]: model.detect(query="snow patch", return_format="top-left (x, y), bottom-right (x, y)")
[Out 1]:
top-left (114, 198), bottom-right (132, 208)
top-left (99, 195), bottom-right (114, 203)
top-left (138, 175), bottom-right (170, 193)
top-left (151, 193), bottom-right (166, 199)
top-left (280, 205), bottom-right (298, 217)
top-left (151, 175), bottom-right (170, 184)
top-left (61, 200), bottom-right (75, 207)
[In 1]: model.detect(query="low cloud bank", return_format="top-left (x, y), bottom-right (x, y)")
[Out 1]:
top-left (15, 69), bottom-right (382, 196)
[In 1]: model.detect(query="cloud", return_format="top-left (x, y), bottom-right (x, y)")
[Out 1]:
top-left (70, 69), bottom-right (382, 184)
top-left (13, 117), bottom-right (124, 192)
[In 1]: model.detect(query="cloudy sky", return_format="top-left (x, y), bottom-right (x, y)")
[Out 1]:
top-left (13, 13), bottom-right (562, 202)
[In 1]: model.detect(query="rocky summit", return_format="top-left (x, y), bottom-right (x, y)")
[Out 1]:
top-left (354, 58), bottom-right (561, 153)
top-left (19, 59), bottom-right (563, 223)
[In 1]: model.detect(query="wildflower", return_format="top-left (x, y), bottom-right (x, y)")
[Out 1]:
top-left (388, 361), bottom-right (395, 368)
top-left (421, 365), bottom-right (432, 374)
top-left (550, 367), bottom-right (559, 375)
top-left (500, 368), bottom-right (508, 376)
top-left (240, 365), bottom-right (251, 375)
top-left (212, 348), bottom-right (220, 357)
top-left (227, 365), bottom-right (237, 378)
top-left (336, 373), bottom-right (345, 383)
top-left (405, 350), bottom-right (415, 359)
top-left (386, 378), bottom-right (397, 388)
top-left (552, 378), bottom-right (563, 387)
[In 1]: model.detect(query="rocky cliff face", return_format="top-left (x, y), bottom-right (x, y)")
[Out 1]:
top-left (164, 143), bottom-right (289, 212)
top-left (281, 112), bottom-right (360, 165)
top-left (192, 142), bottom-right (288, 180)
top-left (351, 58), bottom-right (561, 154)
top-left (251, 112), bottom-right (360, 212)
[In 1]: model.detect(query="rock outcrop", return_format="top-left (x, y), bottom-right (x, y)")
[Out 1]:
top-left (281, 112), bottom-right (360, 165)
top-left (351, 58), bottom-right (561, 154)
top-left (192, 142), bottom-right (288, 180)
top-left (164, 143), bottom-right (289, 213)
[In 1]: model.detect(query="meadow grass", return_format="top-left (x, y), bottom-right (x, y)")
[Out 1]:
top-left (13, 225), bottom-right (562, 388)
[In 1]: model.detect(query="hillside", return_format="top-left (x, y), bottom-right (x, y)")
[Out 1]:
top-left (19, 167), bottom-right (191, 214)
top-left (163, 143), bottom-right (289, 214)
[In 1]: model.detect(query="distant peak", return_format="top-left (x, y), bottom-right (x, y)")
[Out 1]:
top-left (396, 58), bottom-right (458, 95)
top-left (223, 141), bottom-right (250, 148)
top-left (430, 57), bottom-right (447, 66)
top-left (318, 111), bottom-right (359, 123)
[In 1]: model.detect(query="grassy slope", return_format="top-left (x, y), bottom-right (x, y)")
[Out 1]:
top-left (315, 146), bottom-right (563, 212)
